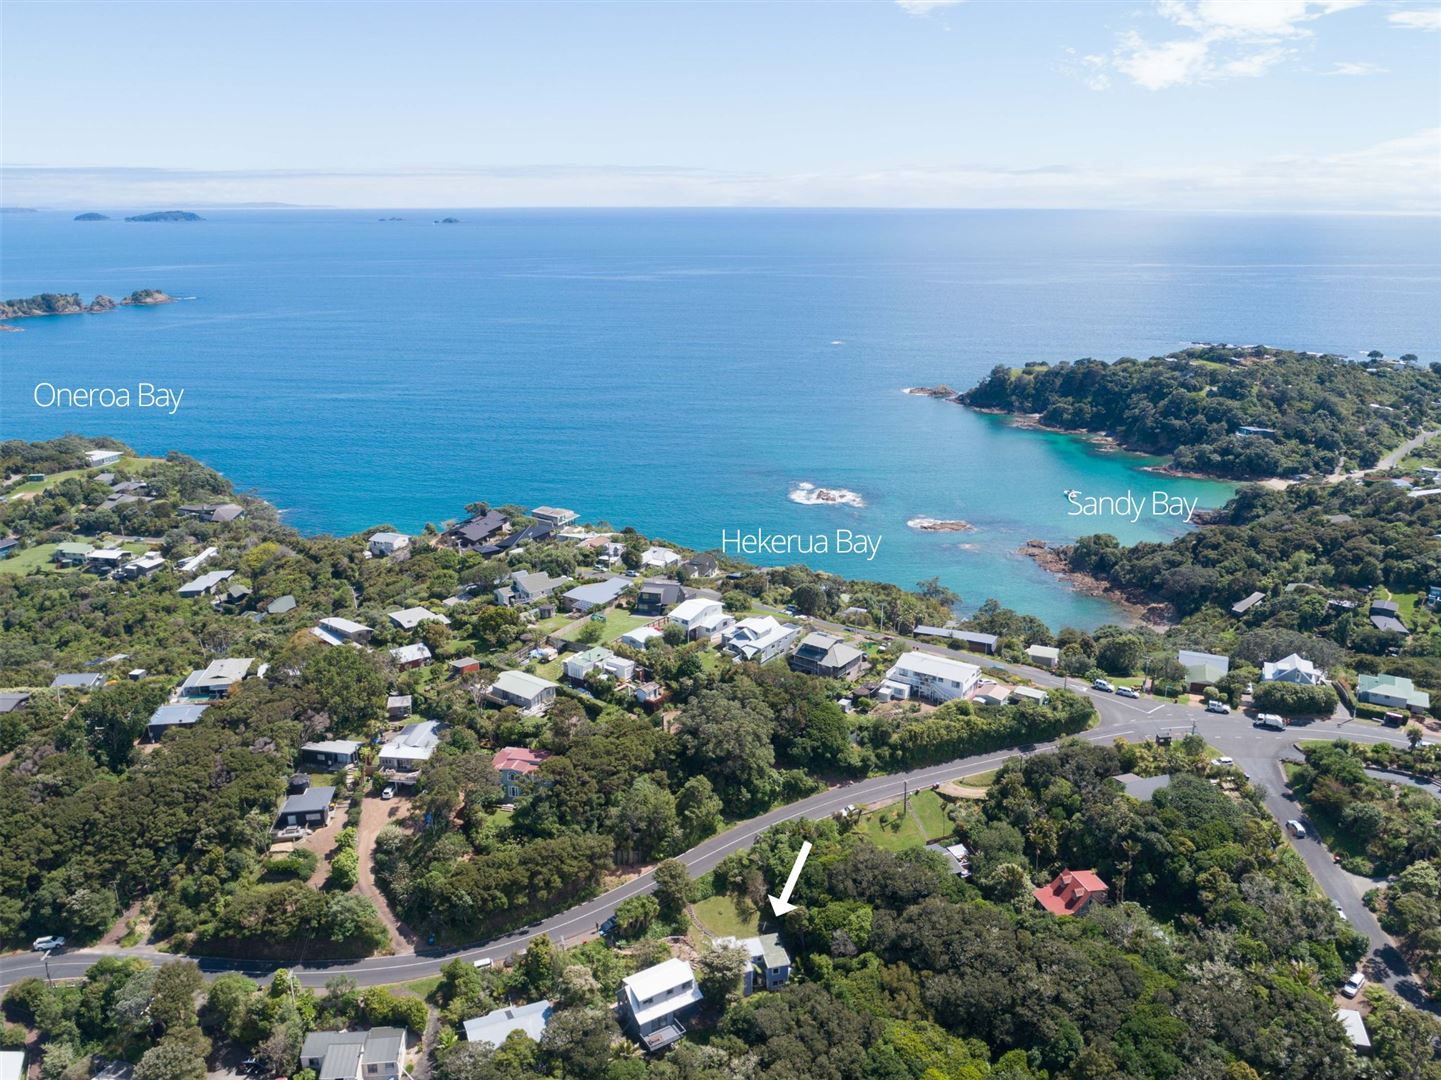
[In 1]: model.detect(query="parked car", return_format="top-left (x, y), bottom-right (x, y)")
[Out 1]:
top-left (1334, 901), bottom-right (1348, 922)
top-left (1205, 699), bottom-right (1231, 714)
top-left (1092, 679), bottom-right (1115, 692)
top-left (1210, 756), bottom-right (1234, 766)
top-left (31, 935), bottom-right (65, 952)
top-left (1116, 686), bottom-right (1140, 699)
top-left (1286, 818), bottom-right (1307, 838)
top-left (381, 784), bottom-right (395, 800)
top-left (1342, 971), bottom-right (1366, 998)
top-left (274, 826), bottom-right (306, 842)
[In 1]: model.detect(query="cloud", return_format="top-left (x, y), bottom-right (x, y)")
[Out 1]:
top-left (1389, 8), bottom-right (1441, 30)
top-left (1325, 60), bottom-right (1388, 74)
top-left (5, 128), bottom-right (1436, 212)
top-left (1087, 0), bottom-right (1368, 89)
top-left (894, 0), bottom-right (965, 15)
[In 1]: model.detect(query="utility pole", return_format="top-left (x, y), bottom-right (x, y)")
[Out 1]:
top-left (42, 949), bottom-right (52, 988)
top-left (903, 779), bottom-right (909, 814)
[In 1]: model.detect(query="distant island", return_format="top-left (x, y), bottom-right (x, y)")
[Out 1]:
top-left (435, 216), bottom-right (461, 224)
top-left (929, 344), bottom-right (1435, 482)
top-left (74, 212), bottom-right (110, 221)
top-left (125, 210), bottom-right (204, 222)
top-left (0, 289), bottom-right (176, 324)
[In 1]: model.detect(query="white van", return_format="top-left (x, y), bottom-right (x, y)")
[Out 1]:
top-left (1286, 818), bottom-right (1307, 839)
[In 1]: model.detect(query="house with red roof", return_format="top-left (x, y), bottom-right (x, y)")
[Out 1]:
top-left (493, 746), bottom-right (553, 799)
top-left (1033, 869), bottom-right (1109, 916)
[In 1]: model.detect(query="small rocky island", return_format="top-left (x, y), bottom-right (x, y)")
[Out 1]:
top-left (125, 210), bottom-right (204, 222)
top-left (907, 516), bottom-right (975, 532)
top-left (74, 212), bottom-right (110, 222)
top-left (904, 384), bottom-right (960, 400)
top-left (0, 289), bottom-right (176, 325)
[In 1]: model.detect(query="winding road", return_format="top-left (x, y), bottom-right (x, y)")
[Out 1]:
top-left (0, 647), bottom-right (1428, 1003)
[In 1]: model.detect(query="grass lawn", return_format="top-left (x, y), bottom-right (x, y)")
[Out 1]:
top-left (960, 768), bottom-right (1000, 787)
top-left (388, 975), bottom-right (442, 1000)
top-left (909, 788), bottom-right (953, 839)
top-left (0, 543), bottom-right (64, 575)
top-left (857, 789), bottom-right (953, 852)
top-left (5, 456), bottom-right (163, 496)
top-left (690, 893), bottom-right (761, 939)
top-left (551, 609), bottom-right (654, 646)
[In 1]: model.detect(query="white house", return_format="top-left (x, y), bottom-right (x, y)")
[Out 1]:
top-left (618, 957), bottom-right (704, 1053)
top-left (85, 448), bottom-right (123, 467)
top-left (530, 506), bottom-right (578, 527)
top-left (1261, 653), bottom-right (1326, 685)
top-left (640, 546), bottom-right (681, 569)
top-left (668, 597), bottom-right (732, 641)
top-left (388, 606), bottom-right (450, 631)
top-left (713, 933), bottom-right (791, 996)
top-left (621, 626), bottom-right (663, 649)
top-left (487, 670), bottom-right (559, 715)
top-left (463, 1000), bottom-right (553, 1047)
top-left (378, 720), bottom-right (444, 775)
top-left (298, 1029), bottom-right (406, 1080)
top-left (368, 532), bottom-right (410, 557)
top-left (603, 654), bottom-right (637, 682)
top-left (564, 647), bottom-right (614, 682)
top-left (724, 617), bottom-right (801, 664)
top-left (879, 651), bottom-right (981, 704)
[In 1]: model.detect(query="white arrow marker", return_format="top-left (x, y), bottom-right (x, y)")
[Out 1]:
top-left (768, 841), bottom-right (812, 916)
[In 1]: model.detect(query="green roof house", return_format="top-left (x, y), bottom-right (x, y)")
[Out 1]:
top-left (1357, 673), bottom-right (1431, 714)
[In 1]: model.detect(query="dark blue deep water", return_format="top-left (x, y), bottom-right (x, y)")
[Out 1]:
top-left (3, 208), bottom-right (1438, 627)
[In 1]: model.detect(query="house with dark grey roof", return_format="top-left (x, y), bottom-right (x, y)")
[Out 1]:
top-left (51, 673), bottom-right (105, 691)
top-left (298, 1028), bottom-right (406, 1080)
top-left (561, 576), bottom-right (631, 613)
top-left (147, 703), bottom-right (208, 740)
top-left (635, 580), bottom-right (686, 616)
top-left (301, 740), bottom-right (362, 768)
top-left (265, 594), bottom-right (297, 615)
top-left (789, 632), bottom-right (865, 679)
top-left (680, 552), bottom-right (719, 579)
top-left (276, 785), bottom-right (336, 831)
top-left (1369, 599), bottom-right (1410, 635)
top-left (495, 569), bottom-right (569, 607)
top-left (448, 510), bottom-right (508, 549)
top-left (0, 692), bottom-right (31, 714)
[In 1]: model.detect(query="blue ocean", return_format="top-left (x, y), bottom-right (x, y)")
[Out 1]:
top-left (3, 209), bottom-right (1439, 628)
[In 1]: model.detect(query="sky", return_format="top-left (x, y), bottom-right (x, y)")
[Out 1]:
top-left (2, 0), bottom-right (1439, 211)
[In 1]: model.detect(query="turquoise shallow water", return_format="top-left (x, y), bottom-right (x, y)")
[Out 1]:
top-left (2, 208), bottom-right (1438, 628)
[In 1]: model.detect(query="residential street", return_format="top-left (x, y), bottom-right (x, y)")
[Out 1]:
top-left (3, 683), bottom-right (1424, 998)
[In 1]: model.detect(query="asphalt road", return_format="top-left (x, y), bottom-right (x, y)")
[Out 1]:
top-left (1, 650), bottom-right (1426, 1000)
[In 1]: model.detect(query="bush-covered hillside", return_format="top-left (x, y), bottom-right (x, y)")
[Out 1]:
top-left (960, 345), bottom-right (1439, 479)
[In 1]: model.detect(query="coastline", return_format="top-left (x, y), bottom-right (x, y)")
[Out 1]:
top-left (1018, 539), bottom-right (1175, 631)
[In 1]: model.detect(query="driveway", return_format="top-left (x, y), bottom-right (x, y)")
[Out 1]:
top-left (357, 791), bottom-right (417, 953)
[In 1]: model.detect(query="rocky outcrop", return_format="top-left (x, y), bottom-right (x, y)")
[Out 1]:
top-left (125, 210), bottom-right (204, 222)
top-left (0, 290), bottom-right (173, 320)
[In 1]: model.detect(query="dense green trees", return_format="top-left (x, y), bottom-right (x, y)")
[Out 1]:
top-left (962, 345), bottom-right (1441, 480)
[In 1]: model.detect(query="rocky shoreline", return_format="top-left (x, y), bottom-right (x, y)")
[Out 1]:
top-left (1018, 539), bottom-right (1175, 630)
